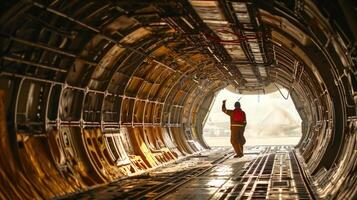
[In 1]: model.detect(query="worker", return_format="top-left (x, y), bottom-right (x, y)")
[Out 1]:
top-left (222, 100), bottom-right (246, 158)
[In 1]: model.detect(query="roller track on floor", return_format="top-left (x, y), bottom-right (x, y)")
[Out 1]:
top-left (60, 146), bottom-right (315, 200)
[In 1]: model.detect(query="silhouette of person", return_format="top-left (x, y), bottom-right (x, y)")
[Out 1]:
top-left (222, 100), bottom-right (246, 158)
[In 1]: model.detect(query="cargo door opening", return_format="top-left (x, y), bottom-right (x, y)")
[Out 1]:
top-left (203, 88), bottom-right (302, 147)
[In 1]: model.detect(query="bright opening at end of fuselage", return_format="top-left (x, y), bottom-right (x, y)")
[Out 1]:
top-left (203, 88), bottom-right (302, 146)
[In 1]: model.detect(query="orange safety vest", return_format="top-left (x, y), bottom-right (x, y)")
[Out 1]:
top-left (232, 108), bottom-right (246, 124)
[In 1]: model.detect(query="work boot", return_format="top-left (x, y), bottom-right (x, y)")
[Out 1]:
top-left (233, 154), bottom-right (243, 158)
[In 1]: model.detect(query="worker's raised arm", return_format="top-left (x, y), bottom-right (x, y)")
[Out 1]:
top-left (222, 100), bottom-right (232, 116)
top-left (222, 100), bottom-right (226, 112)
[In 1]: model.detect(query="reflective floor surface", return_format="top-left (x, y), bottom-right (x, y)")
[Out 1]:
top-left (59, 146), bottom-right (313, 200)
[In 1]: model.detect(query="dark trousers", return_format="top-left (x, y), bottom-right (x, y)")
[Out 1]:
top-left (230, 126), bottom-right (246, 156)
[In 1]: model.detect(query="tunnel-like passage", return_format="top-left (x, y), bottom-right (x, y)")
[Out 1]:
top-left (0, 0), bottom-right (356, 199)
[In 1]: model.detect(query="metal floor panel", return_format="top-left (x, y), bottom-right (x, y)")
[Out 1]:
top-left (59, 146), bottom-right (314, 200)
